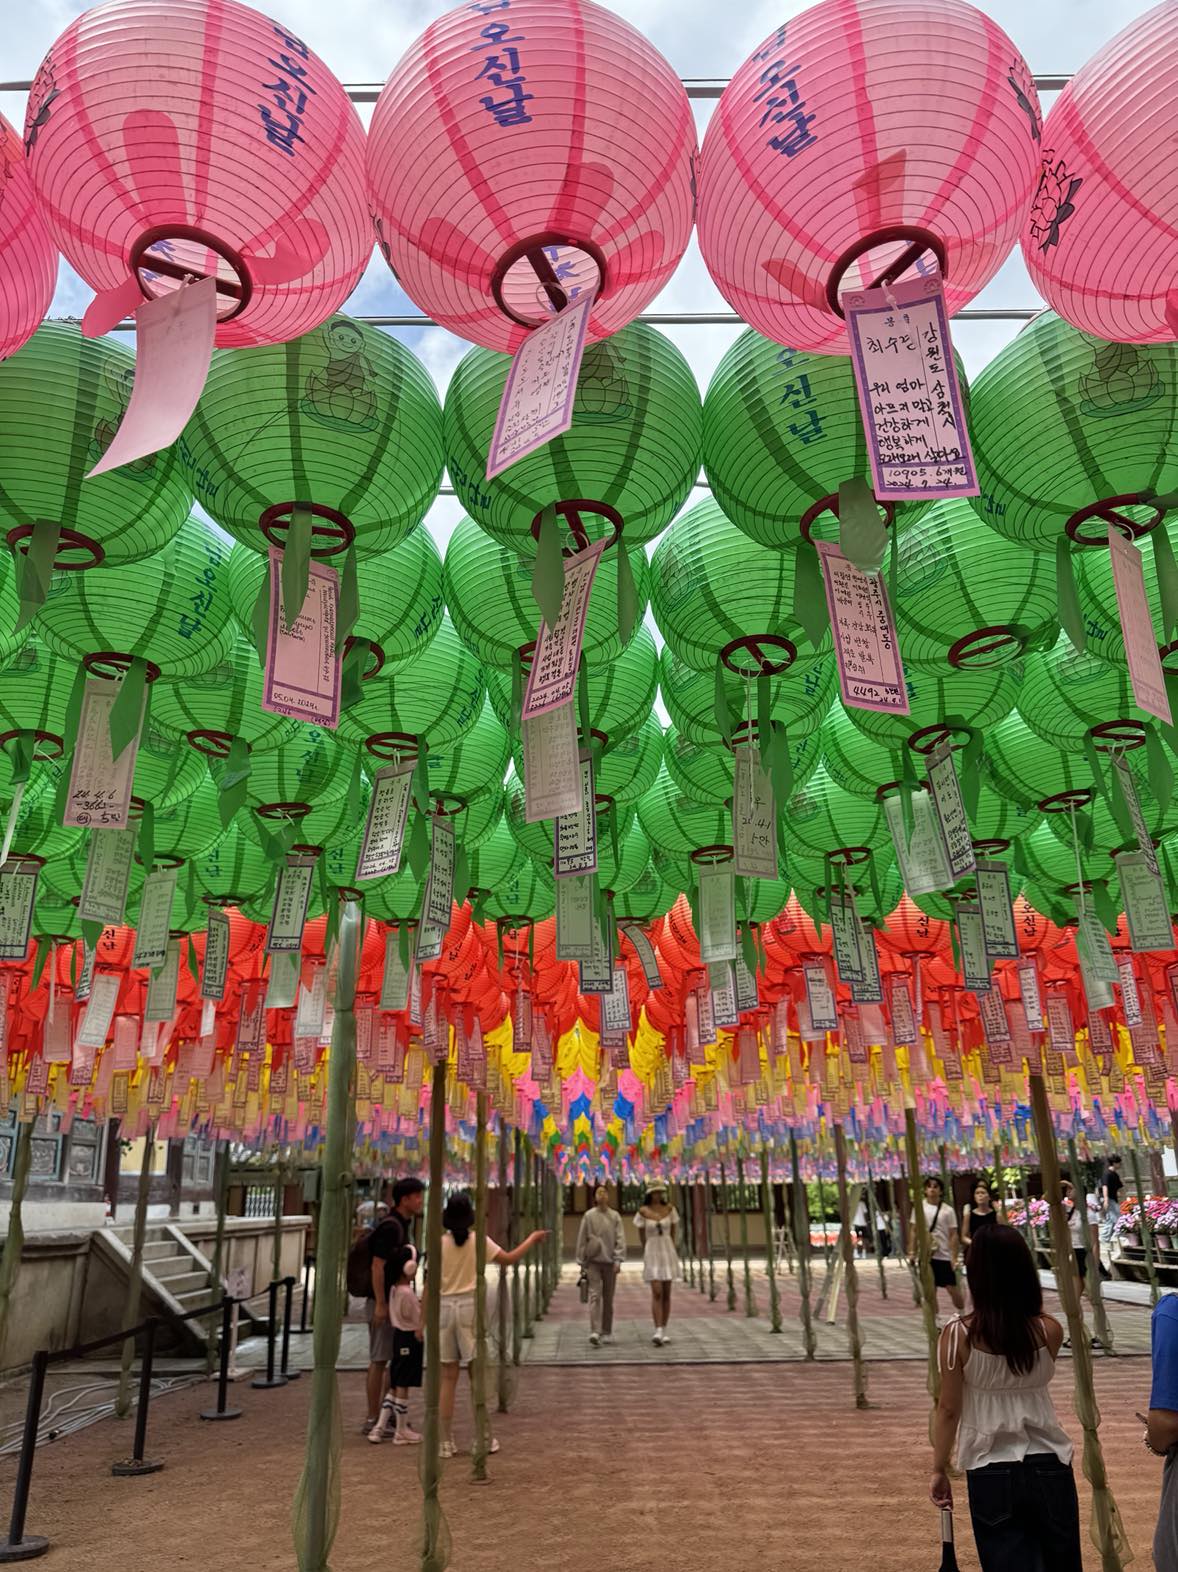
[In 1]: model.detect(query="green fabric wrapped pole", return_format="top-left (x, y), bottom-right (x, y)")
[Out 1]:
top-left (0, 1119), bottom-right (33, 1368)
top-left (1068, 1137), bottom-right (1114, 1356)
top-left (904, 1107), bottom-right (941, 1408)
top-left (205, 1140), bottom-right (232, 1377)
top-left (512, 1130), bottom-right (524, 1366)
top-left (994, 1143), bottom-right (1008, 1222)
top-left (272, 1154), bottom-right (285, 1292)
top-left (816, 1173), bottom-right (833, 1267)
top-left (761, 1149), bottom-right (782, 1334)
top-left (420, 1060), bottom-right (450, 1572)
top-left (835, 1126), bottom-right (870, 1410)
top-left (790, 1133), bottom-right (817, 1361)
top-left (522, 1144), bottom-right (535, 1339)
top-left (292, 900), bottom-right (360, 1572)
top-left (678, 1182), bottom-right (695, 1287)
top-left (736, 1155), bottom-right (756, 1318)
top-left (864, 1166), bottom-right (887, 1301)
top-left (115, 1123), bottom-right (155, 1420)
top-left (1129, 1145), bottom-right (1160, 1307)
top-left (705, 1174), bottom-right (717, 1302)
top-left (472, 1092), bottom-right (491, 1482)
top-left (719, 1160), bottom-right (737, 1312)
top-left (496, 1132), bottom-right (511, 1415)
top-left (1030, 1075), bottom-right (1132, 1572)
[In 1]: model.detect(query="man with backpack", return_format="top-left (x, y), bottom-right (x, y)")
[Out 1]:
top-left (354, 1176), bottom-right (425, 1431)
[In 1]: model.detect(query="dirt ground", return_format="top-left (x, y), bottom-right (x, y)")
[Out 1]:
top-left (0, 1348), bottom-right (1164, 1571)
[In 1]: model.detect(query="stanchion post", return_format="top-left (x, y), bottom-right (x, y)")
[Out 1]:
top-left (112, 1318), bottom-right (164, 1476)
top-left (201, 1297), bottom-right (243, 1422)
top-left (0, 1348), bottom-right (49, 1561)
top-left (251, 1280), bottom-right (288, 1390)
top-left (280, 1277), bottom-right (301, 1380)
top-left (300, 1254), bottom-right (313, 1335)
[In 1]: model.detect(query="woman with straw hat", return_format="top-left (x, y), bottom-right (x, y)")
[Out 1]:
top-left (635, 1181), bottom-right (678, 1345)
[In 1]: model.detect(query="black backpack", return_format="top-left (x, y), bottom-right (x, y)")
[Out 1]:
top-left (346, 1216), bottom-right (404, 1298)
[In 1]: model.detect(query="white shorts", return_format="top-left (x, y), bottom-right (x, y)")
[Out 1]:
top-left (439, 1294), bottom-right (476, 1366)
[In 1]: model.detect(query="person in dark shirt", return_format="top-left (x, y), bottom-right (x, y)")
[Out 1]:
top-left (363, 1177), bottom-right (425, 1430)
top-left (1144, 1293), bottom-right (1178, 1571)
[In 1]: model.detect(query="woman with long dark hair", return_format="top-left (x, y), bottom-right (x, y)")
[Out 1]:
top-left (433, 1191), bottom-right (546, 1458)
top-left (929, 1223), bottom-right (1081, 1571)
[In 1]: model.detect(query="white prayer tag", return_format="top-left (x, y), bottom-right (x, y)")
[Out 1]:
top-left (76, 972), bottom-right (120, 1050)
top-left (201, 907), bottom-right (230, 1001)
top-left (1116, 850), bottom-right (1174, 952)
top-left (926, 740), bottom-right (976, 881)
top-left (265, 855), bottom-right (316, 954)
top-left (697, 865), bottom-right (737, 963)
top-left (379, 933), bottom-right (411, 1012)
top-left (355, 761), bottom-right (414, 881)
top-left (523, 538), bottom-right (607, 719)
top-left (803, 960), bottom-right (838, 1032)
top-left (132, 865), bottom-right (178, 970)
top-left (423, 815), bottom-right (456, 930)
top-left (956, 905), bottom-right (990, 992)
top-left (262, 549), bottom-right (342, 727)
top-left (884, 789), bottom-right (954, 895)
top-left (144, 939), bottom-right (181, 1022)
top-left (816, 542), bottom-right (909, 714)
top-left (0, 862), bottom-right (38, 962)
top-left (732, 746), bottom-right (777, 879)
top-left (555, 874), bottom-right (596, 962)
top-left (487, 292), bottom-right (594, 479)
top-left (79, 828), bottom-right (136, 927)
top-left (975, 860), bottom-right (1018, 960)
top-left (522, 698), bottom-right (582, 822)
top-left (63, 679), bottom-right (146, 829)
top-left (554, 753), bottom-right (598, 877)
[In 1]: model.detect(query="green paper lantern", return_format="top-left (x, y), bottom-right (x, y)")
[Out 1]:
top-left (778, 764), bottom-right (888, 863)
top-left (452, 791), bottom-right (503, 852)
top-left (337, 615), bottom-right (485, 754)
top-left (1075, 516), bottom-right (1178, 672)
top-left (614, 861), bottom-right (675, 922)
top-left (1018, 820), bottom-right (1103, 891)
top-left (486, 623), bottom-right (659, 746)
top-left (892, 500), bottom-right (1058, 673)
top-left (636, 765), bottom-right (730, 857)
top-left (193, 825), bottom-right (273, 906)
top-left (5, 774), bottom-right (82, 864)
top-left (149, 778), bottom-right (227, 863)
top-left (150, 633), bottom-right (298, 756)
top-left (133, 724), bottom-right (209, 811)
top-left (32, 896), bottom-right (83, 945)
top-left (845, 665), bottom-right (1020, 750)
top-left (181, 314), bottom-right (443, 560)
top-left (444, 514), bottom-right (648, 671)
top-left (0, 321), bottom-right (192, 568)
top-left (467, 820), bottom-right (525, 900)
top-left (239, 874), bottom-right (327, 930)
top-left (595, 813), bottom-right (648, 898)
top-left (125, 867), bottom-right (207, 937)
top-left (422, 699), bottom-right (509, 808)
top-left (593, 714), bottom-right (664, 807)
top-left (503, 771), bottom-right (550, 865)
top-left (1043, 782), bottom-right (1178, 854)
top-left (983, 712), bottom-right (1100, 814)
top-left (970, 782), bottom-right (1042, 848)
top-left (0, 640), bottom-right (76, 794)
top-left (734, 875), bottom-right (791, 925)
top-left (786, 849), bottom-right (901, 921)
top-left (226, 527), bottom-right (444, 681)
top-left (1017, 633), bottom-right (1159, 755)
top-left (703, 329), bottom-right (901, 549)
top-left (445, 323), bottom-right (701, 552)
top-left (664, 728), bottom-right (733, 806)
top-left (658, 646), bottom-right (835, 746)
top-left (649, 498), bottom-right (822, 675)
top-left (969, 312), bottom-right (1178, 552)
top-left (819, 702), bottom-right (902, 799)
top-left (482, 859), bottom-right (555, 925)
top-left (238, 722), bottom-right (353, 818)
top-left (0, 553), bottom-right (30, 670)
top-left (36, 513), bottom-right (235, 680)
top-left (364, 868), bottom-right (427, 926)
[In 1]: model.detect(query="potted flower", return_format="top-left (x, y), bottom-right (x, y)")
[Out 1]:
top-left (1114, 1198), bottom-right (1142, 1249)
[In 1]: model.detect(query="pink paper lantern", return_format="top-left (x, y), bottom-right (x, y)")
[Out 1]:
top-left (697, 0), bottom-right (1043, 352)
top-left (1021, 3), bottom-right (1178, 344)
top-left (23, 0), bottom-right (370, 347)
top-left (0, 114), bottom-right (57, 361)
top-left (366, 0), bottom-right (697, 352)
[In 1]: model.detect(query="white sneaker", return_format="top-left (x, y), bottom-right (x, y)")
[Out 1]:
top-left (440, 1440), bottom-right (458, 1459)
top-left (588, 1332), bottom-right (600, 1346)
top-left (601, 1335), bottom-right (614, 1346)
top-left (652, 1328), bottom-right (663, 1345)
top-left (659, 1331), bottom-right (671, 1345)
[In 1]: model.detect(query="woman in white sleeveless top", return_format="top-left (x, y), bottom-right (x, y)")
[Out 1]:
top-left (929, 1223), bottom-right (1082, 1571)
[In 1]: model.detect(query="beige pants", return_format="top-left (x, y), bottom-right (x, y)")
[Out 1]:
top-left (586, 1262), bottom-right (617, 1335)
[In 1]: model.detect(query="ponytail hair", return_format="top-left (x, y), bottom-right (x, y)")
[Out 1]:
top-left (443, 1190), bottom-right (475, 1248)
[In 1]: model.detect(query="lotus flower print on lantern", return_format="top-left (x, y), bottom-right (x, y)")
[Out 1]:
top-left (366, 0), bottom-right (697, 352)
top-left (23, 0), bottom-right (369, 348)
top-left (697, 0), bottom-right (1042, 352)
top-left (1022, 3), bottom-right (1178, 343)
top-left (0, 114), bottom-right (56, 362)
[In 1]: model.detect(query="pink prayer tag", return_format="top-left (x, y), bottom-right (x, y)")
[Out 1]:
top-left (486, 293), bottom-right (595, 479)
top-left (262, 548), bottom-right (342, 727)
top-left (844, 271), bottom-right (977, 501)
top-left (522, 537), bottom-right (607, 719)
top-left (87, 277), bottom-right (217, 478)
top-left (1107, 531), bottom-right (1172, 724)
top-left (816, 541), bottom-right (909, 714)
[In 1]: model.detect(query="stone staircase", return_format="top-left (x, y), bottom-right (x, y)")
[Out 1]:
top-left (98, 1222), bottom-right (222, 1354)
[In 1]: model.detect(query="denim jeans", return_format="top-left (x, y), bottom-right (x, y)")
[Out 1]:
top-left (966, 1454), bottom-right (1082, 1572)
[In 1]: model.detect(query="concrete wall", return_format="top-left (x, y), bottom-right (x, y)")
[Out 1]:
top-left (184, 1216), bottom-right (310, 1298)
top-left (0, 1231), bottom-right (90, 1367)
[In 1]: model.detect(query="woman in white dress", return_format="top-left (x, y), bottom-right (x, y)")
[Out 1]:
top-left (635, 1181), bottom-right (678, 1345)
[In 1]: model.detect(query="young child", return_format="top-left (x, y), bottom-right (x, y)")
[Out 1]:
top-left (368, 1247), bottom-right (424, 1445)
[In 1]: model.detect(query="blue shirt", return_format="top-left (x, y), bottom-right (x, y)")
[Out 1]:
top-left (1151, 1296), bottom-right (1178, 1411)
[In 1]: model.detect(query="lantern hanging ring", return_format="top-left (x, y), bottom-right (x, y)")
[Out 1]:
top-left (825, 226), bottom-right (949, 319)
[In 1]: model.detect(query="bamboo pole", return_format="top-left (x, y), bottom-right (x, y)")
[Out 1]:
top-left (471, 1091), bottom-right (490, 1481)
top-left (205, 1139), bottom-right (231, 1376)
top-left (864, 1165), bottom-right (887, 1300)
top-left (1029, 1075), bottom-right (1131, 1572)
top-left (834, 1125), bottom-right (869, 1409)
top-left (817, 1171), bottom-right (833, 1265)
top-left (521, 1142), bottom-right (535, 1338)
top-left (419, 1059), bottom-right (448, 1572)
top-left (1128, 1144), bottom-right (1160, 1306)
top-left (993, 1141), bottom-right (1008, 1221)
top-left (761, 1148), bottom-right (782, 1332)
top-left (719, 1160), bottom-right (736, 1311)
top-left (0, 1118), bottom-right (34, 1368)
top-left (496, 1130), bottom-right (511, 1414)
top-left (115, 1122), bottom-right (155, 1419)
top-left (736, 1154), bottom-right (755, 1317)
top-left (790, 1132), bottom-right (817, 1361)
top-left (511, 1129), bottom-right (523, 1364)
top-left (1068, 1136), bottom-right (1114, 1356)
top-left (904, 1106), bottom-right (940, 1406)
top-left (705, 1171), bottom-right (717, 1301)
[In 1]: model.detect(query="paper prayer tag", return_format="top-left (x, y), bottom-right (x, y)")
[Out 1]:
top-left (816, 541), bottom-right (909, 714)
top-left (64, 679), bottom-right (147, 830)
top-left (523, 538), bottom-right (607, 720)
top-left (262, 548), bottom-right (342, 728)
top-left (487, 292), bottom-right (594, 479)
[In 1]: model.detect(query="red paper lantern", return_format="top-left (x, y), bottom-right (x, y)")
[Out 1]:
top-left (366, 0), bottom-right (696, 352)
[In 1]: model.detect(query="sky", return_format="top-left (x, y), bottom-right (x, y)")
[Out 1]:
top-left (0, 0), bottom-right (1160, 562)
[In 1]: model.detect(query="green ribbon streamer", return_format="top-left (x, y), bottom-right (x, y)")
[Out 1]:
top-left (453, 842), bottom-right (469, 904)
top-left (900, 746), bottom-right (921, 848)
top-left (108, 657), bottom-right (147, 762)
top-left (398, 923), bottom-right (411, 973)
top-left (1162, 841), bottom-right (1178, 911)
top-left (15, 520), bottom-right (61, 632)
top-left (1082, 733), bottom-right (1111, 810)
top-left (531, 503), bottom-right (564, 628)
top-left (888, 521), bottom-right (900, 612)
top-left (764, 720), bottom-right (793, 807)
top-left (956, 725), bottom-right (983, 823)
top-left (1153, 526), bottom-right (1178, 641)
top-left (756, 675), bottom-right (772, 773)
top-left (792, 541), bottom-right (829, 651)
top-left (217, 737), bottom-right (251, 830)
top-left (1092, 879), bottom-right (1118, 935)
top-left (282, 507), bottom-right (314, 628)
top-left (186, 935), bottom-right (199, 985)
top-left (838, 477), bottom-right (888, 573)
top-left (1146, 726), bottom-right (1174, 817)
top-left (510, 649), bottom-right (523, 740)
top-left (6, 732), bottom-right (32, 789)
top-left (340, 638), bottom-right (369, 711)
top-left (336, 543), bottom-right (359, 653)
top-left (1055, 538), bottom-right (1086, 653)
top-left (407, 811), bottom-right (429, 882)
top-left (185, 859), bottom-right (196, 919)
top-left (1073, 808), bottom-right (1094, 853)
top-left (30, 938), bottom-right (48, 993)
top-left (1106, 755), bottom-right (1136, 845)
top-left (1162, 674), bottom-right (1178, 762)
top-left (323, 880), bottom-right (339, 960)
top-left (740, 921), bottom-right (758, 981)
top-left (413, 738), bottom-right (431, 816)
top-left (81, 918), bottom-right (103, 955)
top-left (949, 918), bottom-right (961, 976)
top-left (137, 800), bottom-right (155, 872)
top-left (251, 572), bottom-right (270, 667)
top-left (345, 748), bottom-right (364, 823)
top-left (576, 658), bottom-right (591, 745)
top-left (712, 656), bottom-right (733, 748)
top-left (615, 541), bottom-right (638, 645)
